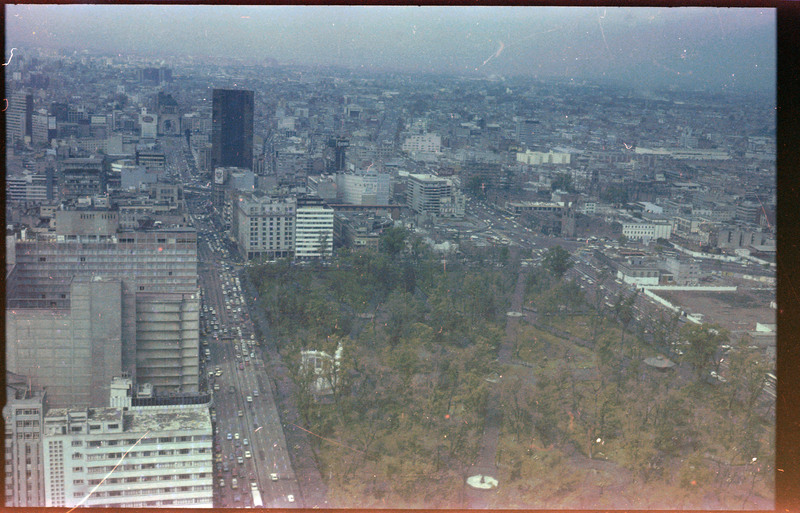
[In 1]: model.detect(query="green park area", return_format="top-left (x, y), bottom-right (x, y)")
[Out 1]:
top-left (247, 234), bottom-right (774, 508)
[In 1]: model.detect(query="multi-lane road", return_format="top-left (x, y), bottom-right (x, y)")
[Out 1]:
top-left (196, 217), bottom-right (301, 508)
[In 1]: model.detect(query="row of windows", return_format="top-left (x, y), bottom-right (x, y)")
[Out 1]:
top-left (79, 485), bottom-right (211, 498)
top-left (86, 459), bottom-right (209, 474)
top-left (96, 497), bottom-right (210, 508)
top-left (86, 472), bottom-right (209, 486)
top-left (14, 409), bottom-right (40, 416)
top-left (86, 435), bottom-right (206, 448)
top-left (85, 447), bottom-right (206, 461)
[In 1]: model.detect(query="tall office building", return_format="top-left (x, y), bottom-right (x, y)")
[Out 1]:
top-left (295, 195), bottom-right (334, 260)
top-left (7, 209), bottom-right (200, 403)
top-left (6, 91), bottom-right (34, 146)
top-left (211, 89), bottom-right (254, 171)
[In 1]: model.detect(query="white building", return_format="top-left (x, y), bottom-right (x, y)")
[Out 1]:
top-left (42, 402), bottom-right (212, 508)
top-left (139, 109), bottom-right (158, 139)
top-left (407, 173), bottom-right (465, 218)
top-left (295, 202), bottom-right (334, 260)
top-left (335, 170), bottom-right (391, 205)
top-left (402, 133), bottom-right (441, 154)
top-left (300, 343), bottom-right (343, 396)
top-left (232, 194), bottom-right (296, 261)
top-left (516, 150), bottom-right (571, 166)
top-left (622, 221), bottom-right (672, 241)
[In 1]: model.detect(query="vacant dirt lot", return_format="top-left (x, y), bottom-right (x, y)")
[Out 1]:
top-left (656, 288), bottom-right (775, 333)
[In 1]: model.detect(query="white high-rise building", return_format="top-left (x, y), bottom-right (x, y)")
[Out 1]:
top-left (42, 401), bottom-right (212, 508)
top-left (295, 199), bottom-right (334, 260)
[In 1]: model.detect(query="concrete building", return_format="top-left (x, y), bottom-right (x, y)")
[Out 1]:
top-left (664, 257), bottom-right (702, 285)
top-left (333, 211), bottom-right (393, 250)
top-left (3, 374), bottom-right (47, 507)
top-left (155, 92), bottom-right (181, 135)
top-left (59, 157), bottom-right (106, 200)
top-left (716, 228), bottom-right (774, 250)
top-left (295, 196), bottom-right (334, 259)
top-left (135, 149), bottom-right (167, 174)
top-left (42, 403), bottom-right (212, 508)
top-left (336, 169), bottom-right (391, 205)
top-left (8, 211), bottom-right (200, 397)
top-left (402, 133), bottom-right (441, 154)
top-left (139, 109), bottom-right (158, 139)
top-left (622, 221), bottom-right (672, 241)
top-left (6, 275), bottom-right (123, 408)
top-left (211, 89), bottom-right (254, 171)
top-left (232, 193), bottom-right (296, 261)
top-left (407, 173), bottom-right (465, 218)
top-left (505, 201), bottom-right (562, 216)
top-left (7, 91), bottom-right (33, 146)
top-left (7, 170), bottom-right (55, 203)
top-left (516, 150), bottom-right (571, 166)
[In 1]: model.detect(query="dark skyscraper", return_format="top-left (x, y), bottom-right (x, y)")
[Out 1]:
top-left (211, 88), bottom-right (254, 171)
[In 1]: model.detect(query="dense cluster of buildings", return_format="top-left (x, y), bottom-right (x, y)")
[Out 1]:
top-left (4, 46), bottom-right (775, 507)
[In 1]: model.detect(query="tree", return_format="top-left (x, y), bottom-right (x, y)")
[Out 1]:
top-left (681, 323), bottom-right (729, 381)
top-left (379, 226), bottom-right (407, 258)
top-left (551, 172), bottom-right (574, 193)
top-left (542, 245), bottom-right (572, 279)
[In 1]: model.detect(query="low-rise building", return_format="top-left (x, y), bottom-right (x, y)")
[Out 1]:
top-left (622, 221), bottom-right (672, 241)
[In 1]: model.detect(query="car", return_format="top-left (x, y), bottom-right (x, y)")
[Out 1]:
top-left (251, 481), bottom-right (259, 491)
top-left (270, 473), bottom-right (279, 482)
top-left (287, 495), bottom-right (295, 503)
top-left (219, 479), bottom-right (225, 488)
top-left (245, 450), bottom-right (251, 459)
top-left (231, 478), bottom-right (238, 489)
top-left (227, 433), bottom-right (232, 440)
top-left (234, 432), bottom-right (240, 440)
top-left (238, 410), bottom-right (243, 417)
top-left (237, 456), bottom-right (244, 464)
top-left (243, 438), bottom-right (249, 446)
top-left (246, 396), bottom-right (253, 403)
top-left (239, 363), bottom-right (244, 370)
top-left (253, 390), bottom-right (259, 397)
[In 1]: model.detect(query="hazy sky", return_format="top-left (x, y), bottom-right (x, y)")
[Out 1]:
top-left (6, 5), bottom-right (776, 92)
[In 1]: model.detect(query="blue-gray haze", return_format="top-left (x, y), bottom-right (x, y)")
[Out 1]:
top-left (6, 5), bottom-right (775, 93)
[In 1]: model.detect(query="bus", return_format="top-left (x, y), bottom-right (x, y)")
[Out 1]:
top-left (251, 488), bottom-right (263, 507)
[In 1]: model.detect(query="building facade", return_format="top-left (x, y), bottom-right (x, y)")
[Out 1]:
top-left (3, 375), bottom-right (47, 507)
top-left (8, 212), bottom-right (200, 397)
top-left (42, 405), bottom-right (212, 508)
top-left (232, 194), bottom-right (296, 261)
top-left (211, 89), bottom-right (254, 171)
top-left (621, 221), bottom-right (672, 240)
top-left (407, 173), bottom-right (465, 218)
top-left (295, 198), bottom-right (334, 260)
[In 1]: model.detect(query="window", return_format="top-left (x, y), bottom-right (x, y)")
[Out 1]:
top-left (72, 453), bottom-right (82, 459)
top-left (73, 467), bottom-right (83, 473)
top-left (73, 479), bottom-right (84, 486)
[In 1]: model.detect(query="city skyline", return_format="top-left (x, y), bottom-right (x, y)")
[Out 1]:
top-left (6, 5), bottom-right (776, 94)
